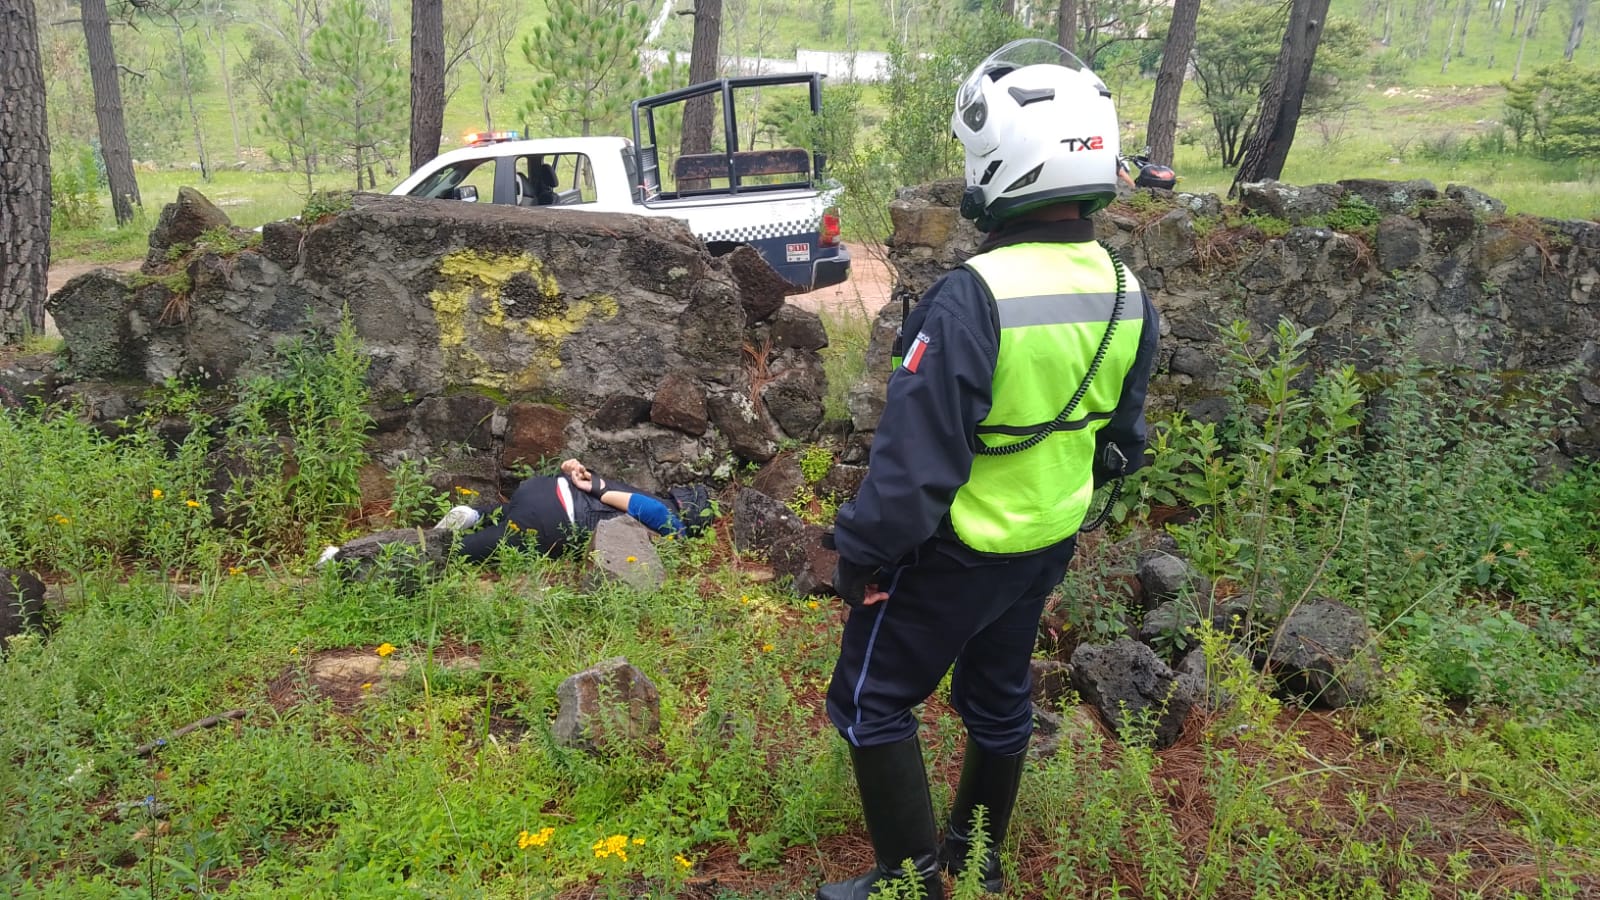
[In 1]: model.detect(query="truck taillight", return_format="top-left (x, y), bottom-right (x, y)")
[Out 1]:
top-left (821, 208), bottom-right (841, 247)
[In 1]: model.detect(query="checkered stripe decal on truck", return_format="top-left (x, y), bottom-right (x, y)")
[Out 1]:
top-left (699, 217), bottom-right (820, 244)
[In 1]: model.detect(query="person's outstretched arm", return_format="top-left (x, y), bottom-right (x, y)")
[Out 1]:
top-left (561, 459), bottom-right (685, 537)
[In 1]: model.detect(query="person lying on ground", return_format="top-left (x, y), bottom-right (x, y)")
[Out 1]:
top-left (442, 458), bottom-right (692, 561)
top-left (316, 459), bottom-right (714, 568)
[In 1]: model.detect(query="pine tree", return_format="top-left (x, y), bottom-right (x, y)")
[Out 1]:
top-left (520, 0), bottom-right (649, 137)
top-left (81, 0), bottom-right (142, 225)
top-left (1230, 0), bottom-right (1335, 189)
top-left (1145, 0), bottom-right (1201, 167)
top-left (310, 0), bottom-right (407, 189)
top-left (264, 77), bottom-right (321, 193)
top-left (0, 0), bottom-right (51, 343)
top-left (410, 0), bottom-right (445, 172)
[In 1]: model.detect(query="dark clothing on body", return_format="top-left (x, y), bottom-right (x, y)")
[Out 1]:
top-left (826, 217), bottom-right (1159, 754)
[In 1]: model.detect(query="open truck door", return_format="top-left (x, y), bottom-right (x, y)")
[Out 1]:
top-left (629, 74), bottom-right (848, 293)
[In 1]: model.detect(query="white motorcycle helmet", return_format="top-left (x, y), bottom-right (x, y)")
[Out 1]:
top-left (952, 39), bottom-right (1120, 231)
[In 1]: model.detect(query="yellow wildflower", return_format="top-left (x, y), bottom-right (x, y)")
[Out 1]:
top-left (592, 833), bottom-right (630, 861)
top-left (739, 595), bottom-right (750, 604)
top-left (289, 647), bottom-right (299, 655)
top-left (807, 600), bottom-right (820, 610)
top-left (150, 489), bottom-right (164, 500)
top-left (376, 642), bottom-right (397, 658)
top-left (52, 515), bottom-right (70, 525)
top-left (360, 682), bottom-right (373, 691)
top-left (675, 854), bottom-right (693, 871)
top-left (762, 643), bottom-right (774, 653)
top-left (518, 827), bottom-right (555, 849)
top-left (186, 500), bottom-right (201, 509)
top-left (626, 556), bottom-right (637, 563)
top-left (456, 486), bottom-right (478, 496)
top-left (632, 837), bottom-right (646, 846)
top-left (507, 521), bottom-right (521, 532)
top-left (228, 566), bottom-right (244, 576)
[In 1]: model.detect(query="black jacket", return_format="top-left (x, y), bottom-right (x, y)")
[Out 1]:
top-left (832, 218), bottom-right (1160, 570)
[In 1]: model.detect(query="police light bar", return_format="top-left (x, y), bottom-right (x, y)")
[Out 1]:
top-left (464, 130), bottom-right (520, 145)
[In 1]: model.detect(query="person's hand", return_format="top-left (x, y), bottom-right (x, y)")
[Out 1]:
top-left (562, 458), bottom-right (608, 497)
top-left (833, 558), bottom-right (888, 609)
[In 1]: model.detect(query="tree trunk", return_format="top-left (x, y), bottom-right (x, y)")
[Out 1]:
top-left (80, 0), bottom-right (141, 225)
top-left (1058, 0), bottom-right (1078, 52)
top-left (1566, 0), bottom-right (1588, 58)
top-left (0, 0), bottom-right (51, 342)
top-left (410, 0), bottom-right (445, 173)
top-left (480, 69), bottom-right (495, 130)
top-left (171, 20), bottom-right (211, 180)
top-left (204, 10), bottom-right (243, 158)
top-left (1514, 0), bottom-right (1544, 76)
top-left (1231, 0), bottom-right (1334, 192)
top-left (1145, 0), bottom-right (1199, 166)
top-left (1442, 0), bottom-right (1460, 70)
top-left (681, 0), bottom-right (723, 160)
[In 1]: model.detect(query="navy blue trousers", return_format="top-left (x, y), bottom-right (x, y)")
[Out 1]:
top-left (825, 537), bottom-right (1077, 755)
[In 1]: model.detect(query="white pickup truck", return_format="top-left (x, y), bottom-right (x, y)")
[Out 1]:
top-left (392, 74), bottom-right (851, 294)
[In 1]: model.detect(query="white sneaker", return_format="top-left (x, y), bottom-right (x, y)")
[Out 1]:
top-left (434, 505), bottom-right (481, 532)
top-left (316, 545), bottom-right (341, 567)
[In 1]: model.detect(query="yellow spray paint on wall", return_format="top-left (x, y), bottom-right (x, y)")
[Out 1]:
top-left (426, 250), bottom-right (618, 391)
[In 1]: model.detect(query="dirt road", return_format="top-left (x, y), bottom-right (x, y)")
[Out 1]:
top-left (788, 241), bottom-right (893, 319)
top-left (39, 259), bottom-right (143, 338)
top-left (48, 259), bottom-right (142, 297)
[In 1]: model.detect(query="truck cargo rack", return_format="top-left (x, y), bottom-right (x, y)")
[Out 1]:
top-left (631, 73), bottom-right (825, 204)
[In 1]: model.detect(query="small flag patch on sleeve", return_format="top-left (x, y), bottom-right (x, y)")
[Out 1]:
top-left (903, 332), bottom-right (931, 372)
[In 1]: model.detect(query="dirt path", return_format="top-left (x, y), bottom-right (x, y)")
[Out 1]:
top-left (41, 259), bottom-right (143, 339)
top-left (788, 241), bottom-right (894, 319)
top-left (48, 258), bottom-right (142, 297)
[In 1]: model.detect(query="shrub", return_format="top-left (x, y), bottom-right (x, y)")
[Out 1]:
top-left (50, 142), bottom-right (103, 232)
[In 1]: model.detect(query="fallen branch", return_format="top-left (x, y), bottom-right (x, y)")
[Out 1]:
top-left (134, 708), bottom-right (249, 757)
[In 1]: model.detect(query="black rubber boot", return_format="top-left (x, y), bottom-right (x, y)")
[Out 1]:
top-left (940, 741), bottom-right (1028, 894)
top-left (817, 736), bottom-right (944, 900)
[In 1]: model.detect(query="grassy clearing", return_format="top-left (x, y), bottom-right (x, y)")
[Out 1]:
top-left (4, 313), bottom-right (1599, 897)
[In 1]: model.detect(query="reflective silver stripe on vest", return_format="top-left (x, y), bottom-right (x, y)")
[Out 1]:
top-left (994, 290), bottom-right (1144, 329)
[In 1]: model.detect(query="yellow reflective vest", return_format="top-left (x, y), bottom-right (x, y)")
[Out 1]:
top-left (948, 241), bottom-right (1145, 554)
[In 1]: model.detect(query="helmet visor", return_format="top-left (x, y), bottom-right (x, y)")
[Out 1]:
top-left (975, 38), bottom-right (1091, 75)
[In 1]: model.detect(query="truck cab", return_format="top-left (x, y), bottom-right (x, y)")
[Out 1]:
top-left (392, 75), bottom-right (850, 294)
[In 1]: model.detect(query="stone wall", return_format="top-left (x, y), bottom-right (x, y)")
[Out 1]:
top-left (42, 190), bottom-right (830, 493)
top-left (853, 178), bottom-right (1599, 463)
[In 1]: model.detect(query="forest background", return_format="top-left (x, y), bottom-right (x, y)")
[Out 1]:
top-left (35, 0), bottom-right (1600, 269)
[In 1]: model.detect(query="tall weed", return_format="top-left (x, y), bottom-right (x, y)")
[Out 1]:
top-left (221, 311), bottom-right (374, 555)
top-left (1125, 317), bottom-right (1595, 710)
top-left (0, 406), bottom-right (216, 576)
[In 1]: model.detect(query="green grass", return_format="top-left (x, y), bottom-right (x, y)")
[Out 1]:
top-left (817, 302), bottom-right (874, 424)
top-left (2, 330), bottom-right (1599, 896)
